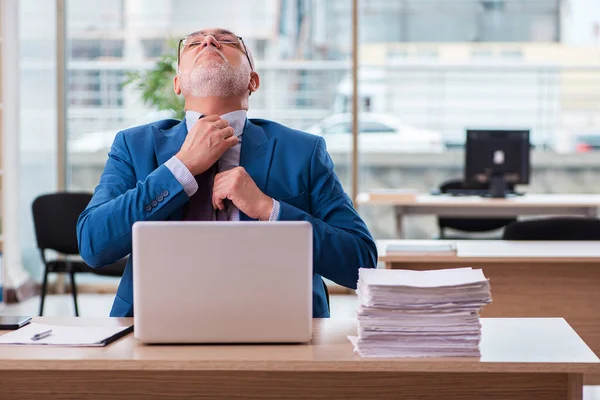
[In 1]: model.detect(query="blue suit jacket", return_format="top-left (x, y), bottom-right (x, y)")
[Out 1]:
top-left (77, 118), bottom-right (377, 318)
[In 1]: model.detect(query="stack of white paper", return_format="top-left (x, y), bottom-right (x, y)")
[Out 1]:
top-left (350, 267), bottom-right (491, 357)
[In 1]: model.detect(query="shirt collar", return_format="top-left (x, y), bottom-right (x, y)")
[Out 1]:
top-left (185, 110), bottom-right (247, 138)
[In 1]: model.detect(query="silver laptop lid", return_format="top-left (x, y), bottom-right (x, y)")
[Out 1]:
top-left (132, 221), bottom-right (312, 343)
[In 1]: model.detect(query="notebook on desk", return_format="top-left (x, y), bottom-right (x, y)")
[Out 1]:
top-left (0, 323), bottom-right (133, 347)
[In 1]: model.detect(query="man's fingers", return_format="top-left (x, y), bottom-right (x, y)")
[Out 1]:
top-left (213, 172), bottom-right (226, 187)
top-left (195, 118), bottom-right (228, 132)
top-left (192, 115), bottom-right (226, 131)
top-left (213, 190), bottom-right (225, 211)
top-left (211, 119), bottom-right (230, 130)
top-left (211, 188), bottom-right (219, 210)
top-left (215, 126), bottom-right (234, 139)
top-left (222, 134), bottom-right (239, 150)
top-left (213, 173), bottom-right (236, 193)
top-left (201, 114), bottom-right (221, 122)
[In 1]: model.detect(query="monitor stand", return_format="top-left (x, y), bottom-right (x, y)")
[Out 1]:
top-left (489, 174), bottom-right (507, 198)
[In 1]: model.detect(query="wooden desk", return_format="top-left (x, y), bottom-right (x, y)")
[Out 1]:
top-left (357, 192), bottom-right (600, 238)
top-left (0, 317), bottom-right (598, 400)
top-left (380, 239), bottom-right (600, 384)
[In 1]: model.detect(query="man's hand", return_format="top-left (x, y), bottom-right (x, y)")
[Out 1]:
top-left (212, 167), bottom-right (273, 221)
top-left (175, 115), bottom-right (239, 176)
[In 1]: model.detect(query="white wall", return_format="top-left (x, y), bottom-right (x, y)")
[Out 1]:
top-left (561, 0), bottom-right (600, 46)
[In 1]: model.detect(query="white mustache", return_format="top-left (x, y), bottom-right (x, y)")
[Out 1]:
top-left (195, 47), bottom-right (227, 64)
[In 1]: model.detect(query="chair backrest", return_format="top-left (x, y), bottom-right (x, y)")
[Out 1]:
top-left (502, 217), bottom-right (600, 241)
top-left (31, 192), bottom-right (93, 255)
top-left (438, 179), bottom-right (517, 233)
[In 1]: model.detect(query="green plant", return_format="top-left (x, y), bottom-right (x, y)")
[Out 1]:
top-left (123, 39), bottom-right (185, 120)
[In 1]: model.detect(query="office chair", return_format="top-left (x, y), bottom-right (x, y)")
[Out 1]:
top-left (437, 179), bottom-right (517, 239)
top-left (503, 217), bottom-right (600, 241)
top-left (32, 192), bottom-right (127, 316)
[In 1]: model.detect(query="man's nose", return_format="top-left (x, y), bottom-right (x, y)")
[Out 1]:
top-left (201, 35), bottom-right (220, 49)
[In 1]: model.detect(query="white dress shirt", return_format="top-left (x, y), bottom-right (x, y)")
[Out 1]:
top-left (164, 110), bottom-right (280, 221)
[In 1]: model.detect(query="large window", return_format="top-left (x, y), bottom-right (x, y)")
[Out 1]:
top-left (55, 0), bottom-right (600, 243)
top-left (357, 0), bottom-right (600, 239)
top-left (66, 0), bottom-right (352, 192)
top-left (19, 0), bottom-right (58, 279)
top-left (7, 0), bottom-right (600, 285)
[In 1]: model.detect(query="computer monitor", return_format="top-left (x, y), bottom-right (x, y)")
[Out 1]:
top-left (465, 129), bottom-right (530, 198)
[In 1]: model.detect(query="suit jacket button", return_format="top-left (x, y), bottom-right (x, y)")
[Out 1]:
top-left (157, 195), bottom-right (164, 202)
top-left (145, 205), bottom-right (152, 212)
top-left (151, 200), bottom-right (158, 207)
top-left (162, 190), bottom-right (169, 197)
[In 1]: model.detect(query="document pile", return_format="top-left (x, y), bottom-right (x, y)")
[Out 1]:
top-left (350, 267), bottom-right (491, 357)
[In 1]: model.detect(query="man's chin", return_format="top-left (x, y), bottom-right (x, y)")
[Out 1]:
top-left (195, 59), bottom-right (226, 70)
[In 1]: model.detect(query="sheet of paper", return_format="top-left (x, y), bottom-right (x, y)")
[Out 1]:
top-left (358, 267), bottom-right (487, 288)
top-left (0, 323), bottom-right (132, 346)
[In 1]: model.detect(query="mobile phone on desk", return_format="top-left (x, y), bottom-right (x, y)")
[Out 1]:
top-left (0, 316), bottom-right (32, 330)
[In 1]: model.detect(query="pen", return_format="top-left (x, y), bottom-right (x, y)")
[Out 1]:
top-left (30, 329), bottom-right (52, 341)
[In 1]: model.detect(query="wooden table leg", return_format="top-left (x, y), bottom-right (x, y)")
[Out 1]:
top-left (569, 374), bottom-right (583, 400)
top-left (394, 206), bottom-right (405, 239)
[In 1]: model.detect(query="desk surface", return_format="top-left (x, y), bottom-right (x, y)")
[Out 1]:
top-left (379, 240), bottom-right (600, 263)
top-left (0, 317), bottom-right (598, 374)
top-left (357, 192), bottom-right (600, 207)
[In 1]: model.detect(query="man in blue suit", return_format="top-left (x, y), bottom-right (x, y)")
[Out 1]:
top-left (77, 27), bottom-right (377, 318)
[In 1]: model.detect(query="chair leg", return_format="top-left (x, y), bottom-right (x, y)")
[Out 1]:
top-left (322, 279), bottom-right (330, 313)
top-left (39, 266), bottom-right (50, 316)
top-left (69, 269), bottom-right (79, 317)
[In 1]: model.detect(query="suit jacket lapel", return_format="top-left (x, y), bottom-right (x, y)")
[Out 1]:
top-left (240, 120), bottom-right (276, 221)
top-left (152, 119), bottom-right (188, 166)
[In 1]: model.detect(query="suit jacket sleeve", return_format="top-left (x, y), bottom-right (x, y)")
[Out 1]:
top-left (277, 137), bottom-right (378, 289)
top-left (77, 131), bottom-right (189, 267)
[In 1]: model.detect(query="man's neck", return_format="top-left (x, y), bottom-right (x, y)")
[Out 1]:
top-left (184, 96), bottom-right (248, 116)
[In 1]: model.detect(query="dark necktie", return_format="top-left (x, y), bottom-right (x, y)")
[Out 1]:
top-left (182, 163), bottom-right (226, 221)
top-left (181, 114), bottom-right (229, 221)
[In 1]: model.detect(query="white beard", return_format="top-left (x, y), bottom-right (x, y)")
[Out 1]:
top-left (178, 49), bottom-right (251, 98)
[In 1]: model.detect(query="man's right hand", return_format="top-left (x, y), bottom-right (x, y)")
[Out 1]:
top-left (175, 115), bottom-right (239, 176)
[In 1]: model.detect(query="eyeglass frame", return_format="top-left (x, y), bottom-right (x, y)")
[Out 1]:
top-left (177, 34), bottom-right (253, 71)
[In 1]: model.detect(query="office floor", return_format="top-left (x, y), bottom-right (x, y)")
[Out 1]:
top-left (2, 294), bottom-right (599, 400)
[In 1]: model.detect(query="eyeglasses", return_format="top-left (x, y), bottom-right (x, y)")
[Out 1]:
top-left (177, 33), bottom-right (253, 71)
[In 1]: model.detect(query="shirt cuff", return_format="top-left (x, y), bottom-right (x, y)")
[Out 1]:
top-left (269, 199), bottom-right (281, 221)
top-left (164, 156), bottom-right (198, 197)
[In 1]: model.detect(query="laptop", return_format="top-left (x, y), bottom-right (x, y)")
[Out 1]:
top-left (132, 221), bottom-right (313, 344)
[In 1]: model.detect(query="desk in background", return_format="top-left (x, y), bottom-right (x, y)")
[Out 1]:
top-left (379, 239), bottom-right (600, 384)
top-left (0, 316), bottom-right (598, 400)
top-left (357, 192), bottom-right (600, 238)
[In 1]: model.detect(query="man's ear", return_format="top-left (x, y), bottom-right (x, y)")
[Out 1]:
top-left (174, 75), bottom-right (182, 95)
top-left (248, 71), bottom-right (260, 94)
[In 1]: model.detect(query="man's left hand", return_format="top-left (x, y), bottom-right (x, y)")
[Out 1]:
top-left (212, 167), bottom-right (273, 221)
